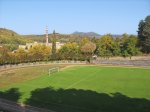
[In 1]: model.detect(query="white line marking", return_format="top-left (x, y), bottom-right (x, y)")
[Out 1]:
top-left (66, 69), bottom-right (101, 89)
top-left (65, 75), bottom-right (94, 89)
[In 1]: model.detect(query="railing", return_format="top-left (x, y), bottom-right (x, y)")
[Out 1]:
top-left (0, 59), bottom-right (149, 71)
top-left (93, 59), bottom-right (150, 66)
top-left (0, 61), bottom-right (87, 71)
top-left (0, 98), bottom-right (55, 112)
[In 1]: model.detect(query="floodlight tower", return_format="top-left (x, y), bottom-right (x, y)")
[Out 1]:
top-left (46, 26), bottom-right (49, 46)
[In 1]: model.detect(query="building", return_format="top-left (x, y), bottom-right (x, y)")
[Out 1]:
top-left (19, 41), bottom-right (64, 50)
top-left (19, 26), bottom-right (64, 50)
top-left (19, 27), bottom-right (64, 50)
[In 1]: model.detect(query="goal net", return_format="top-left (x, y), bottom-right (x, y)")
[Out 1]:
top-left (49, 67), bottom-right (59, 76)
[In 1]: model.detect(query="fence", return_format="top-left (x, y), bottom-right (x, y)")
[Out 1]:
top-left (0, 61), bottom-right (87, 71)
top-left (0, 59), bottom-right (150, 71)
top-left (93, 59), bottom-right (150, 66)
top-left (0, 98), bottom-right (55, 112)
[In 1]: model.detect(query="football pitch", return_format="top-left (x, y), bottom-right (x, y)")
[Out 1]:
top-left (0, 65), bottom-right (150, 112)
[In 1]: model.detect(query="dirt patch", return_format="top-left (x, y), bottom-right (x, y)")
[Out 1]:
top-left (60, 64), bottom-right (150, 71)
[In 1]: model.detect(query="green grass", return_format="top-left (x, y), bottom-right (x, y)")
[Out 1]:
top-left (0, 64), bottom-right (65, 88)
top-left (0, 66), bottom-right (150, 112)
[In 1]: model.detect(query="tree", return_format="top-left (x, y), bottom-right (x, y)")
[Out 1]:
top-left (42, 45), bottom-right (51, 61)
top-left (8, 52), bottom-right (18, 64)
top-left (138, 15), bottom-right (150, 53)
top-left (97, 34), bottom-right (114, 58)
top-left (15, 48), bottom-right (27, 63)
top-left (91, 37), bottom-right (99, 54)
top-left (51, 30), bottom-right (57, 60)
top-left (0, 46), bottom-right (9, 65)
top-left (112, 38), bottom-right (121, 56)
top-left (28, 45), bottom-right (51, 62)
top-left (79, 37), bottom-right (90, 47)
top-left (58, 43), bottom-right (79, 60)
top-left (121, 35), bottom-right (140, 59)
top-left (81, 42), bottom-right (96, 62)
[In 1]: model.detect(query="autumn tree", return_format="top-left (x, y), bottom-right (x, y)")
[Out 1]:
top-left (79, 37), bottom-right (90, 47)
top-left (96, 34), bottom-right (114, 58)
top-left (28, 45), bottom-right (51, 62)
top-left (58, 43), bottom-right (79, 60)
top-left (8, 52), bottom-right (18, 64)
top-left (81, 42), bottom-right (96, 62)
top-left (0, 46), bottom-right (9, 65)
top-left (15, 48), bottom-right (27, 63)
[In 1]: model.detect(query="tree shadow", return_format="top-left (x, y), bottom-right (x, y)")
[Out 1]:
top-left (25, 87), bottom-right (150, 112)
top-left (0, 88), bottom-right (21, 102)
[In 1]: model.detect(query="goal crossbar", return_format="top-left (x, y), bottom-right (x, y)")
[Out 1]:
top-left (49, 67), bottom-right (59, 76)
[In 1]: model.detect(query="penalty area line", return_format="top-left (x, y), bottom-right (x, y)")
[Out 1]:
top-left (65, 70), bottom-right (100, 89)
top-left (65, 75), bottom-right (93, 89)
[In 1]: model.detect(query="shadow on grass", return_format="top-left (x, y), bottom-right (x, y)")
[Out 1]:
top-left (25, 87), bottom-right (150, 112)
top-left (0, 88), bottom-right (21, 102)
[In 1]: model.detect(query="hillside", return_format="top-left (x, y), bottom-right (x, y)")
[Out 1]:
top-left (22, 35), bottom-right (45, 43)
top-left (23, 34), bottom-right (74, 43)
top-left (23, 32), bottom-right (122, 43)
top-left (0, 28), bottom-right (123, 45)
top-left (72, 31), bottom-right (101, 37)
top-left (23, 31), bottom-right (100, 43)
top-left (0, 28), bottom-right (31, 45)
top-left (0, 28), bottom-right (33, 50)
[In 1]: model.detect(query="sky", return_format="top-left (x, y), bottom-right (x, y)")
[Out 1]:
top-left (0, 0), bottom-right (149, 35)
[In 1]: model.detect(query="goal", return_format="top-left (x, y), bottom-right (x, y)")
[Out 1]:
top-left (49, 67), bottom-right (59, 76)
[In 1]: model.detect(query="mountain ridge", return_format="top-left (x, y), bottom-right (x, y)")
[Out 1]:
top-left (72, 31), bottom-right (101, 37)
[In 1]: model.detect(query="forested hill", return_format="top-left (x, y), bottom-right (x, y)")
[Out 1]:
top-left (23, 34), bottom-right (83, 43)
top-left (23, 32), bottom-right (122, 43)
top-left (0, 28), bottom-right (33, 51)
top-left (0, 28), bottom-right (31, 45)
top-left (0, 28), bottom-right (122, 44)
top-left (72, 31), bottom-right (101, 37)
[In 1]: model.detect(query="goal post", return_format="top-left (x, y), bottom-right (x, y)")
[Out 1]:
top-left (49, 67), bottom-right (59, 76)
